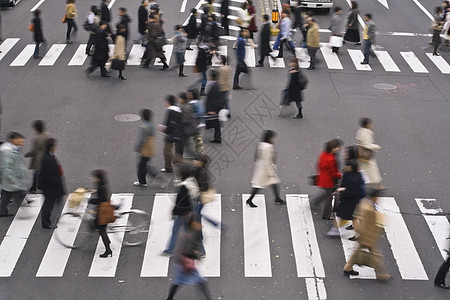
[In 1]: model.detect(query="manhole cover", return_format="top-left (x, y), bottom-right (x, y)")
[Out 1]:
top-left (373, 83), bottom-right (397, 90)
top-left (114, 114), bottom-right (141, 122)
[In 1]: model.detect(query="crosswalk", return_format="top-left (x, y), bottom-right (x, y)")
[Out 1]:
top-left (2, 38), bottom-right (450, 75)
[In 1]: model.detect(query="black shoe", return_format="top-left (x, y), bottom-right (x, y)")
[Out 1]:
top-left (435, 283), bottom-right (450, 289)
top-left (99, 249), bottom-right (113, 258)
top-left (118, 75), bottom-right (127, 80)
top-left (275, 198), bottom-right (286, 205)
top-left (178, 73), bottom-right (187, 77)
top-left (246, 199), bottom-right (257, 208)
top-left (360, 61), bottom-right (369, 65)
top-left (255, 63), bottom-right (263, 67)
top-left (42, 225), bottom-right (57, 229)
top-left (307, 66), bottom-right (315, 70)
top-left (140, 62), bottom-right (149, 68)
top-left (344, 270), bottom-right (359, 276)
top-left (293, 114), bottom-right (303, 119)
top-left (160, 65), bottom-right (169, 71)
top-left (346, 224), bottom-right (354, 230)
top-left (233, 86), bottom-right (243, 90)
top-left (348, 235), bottom-right (358, 241)
top-left (0, 213), bottom-right (14, 217)
top-left (186, 47), bottom-right (193, 50)
top-left (209, 139), bottom-right (221, 144)
top-left (322, 216), bottom-right (335, 220)
top-left (101, 74), bottom-right (111, 77)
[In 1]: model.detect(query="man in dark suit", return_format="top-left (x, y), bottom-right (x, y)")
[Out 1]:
top-left (137, 0), bottom-right (148, 46)
top-left (256, 14), bottom-right (271, 67)
top-left (86, 21), bottom-right (111, 77)
top-left (205, 69), bottom-right (225, 143)
top-left (39, 138), bottom-right (65, 229)
top-left (220, 0), bottom-right (229, 36)
top-left (185, 9), bottom-right (198, 50)
top-left (101, 0), bottom-right (111, 23)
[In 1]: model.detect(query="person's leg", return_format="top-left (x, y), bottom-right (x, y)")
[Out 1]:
top-left (213, 125), bottom-right (221, 142)
top-left (41, 196), bottom-right (54, 227)
top-left (362, 40), bottom-right (370, 63)
top-left (164, 216), bottom-right (184, 254)
top-left (294, 91), bottom-right (303, 118)
top-left (277, 39), bottom-right (285, 58)
top-left (98, 227), bottom-right (112, 256)
top-left (322, 188), bottom-right (334, 219)
top-left (223, 16), bottom-right (229, 36)
top-left (34, 42), bottom-right (40, 58)
top-left (434, 256), bottom-right (450, 285)
top-left (0, 190), bottom-right (13, 215)
top-left (271, 184), bottom-right (281, 199)
top-left (343, 245), bottom-right (361, 272)
top-left (194, 131), bottom-right (204, 154)
top-left (433, 44), bottom-right (439, 55)
top-left (309, 48), bottom-right (317, 68)
top-left (246, 188), bottom-right (259, 201)
top-left (166, 284), bottom-right (180, 300)
top-left (137, 156), bottom-right (149, 184)
top-left (201, 71), bottom-right (207, 89)
top-left (66, 20), bottom-right (73, 41)
top-left (197, 280), bottom-right (213, 300)
top-left (163, 139), bottom-right (174, 172)
top-left (233, 65), bottom-right (241, 87)
top-left (30, 171), bottom-right (39, 192)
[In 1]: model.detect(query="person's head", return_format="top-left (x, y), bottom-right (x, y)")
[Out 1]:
top-left (117, 23), bottom-right (127, 32)
top-left (443, 1), bottom-right (449, 8)
top-left (194, 154), bottom-right (210, 167)
top-left (178, 164), bottom-right (193, 181)
top-left (262, 130), bottom-right (276, 144)
top-left (174, 24), bottom-right (183, 31)
top-left (262, 14), bottom-right (269, 22)
top-left (282, 9), bottom-right (290, 18)
top-left (187, 88), bottom-right (199, 100)
top-left (118, 7), bottom-right (127, 15)
top-left (241, 2), bottom-right (248, 10)
top-left (141, 0), bottom-right (148, 7)
top-left (364, 13), bottom-right (372, 22)
top-left (208, 68), bottom-right (218, 81)
top-left (191, 8), bottom-right (198, 16)
top-left (32, 120), bottom-right (45, 134)
top-left (247, 0), bottom-right (253, 5)
top-left (34, 9), bottom-right (41, 17)
top-left (8, 132), bottom-right (25, 147)
top-left (334, 6), bottom-right (342, 14)
top-left (67, 0), bottom-right (75, 4)
top-left (345, 145), bottom-right (358, 161)
top-left (165, 94), bottom-right (176, 107)
top-left (178, 92), bottom-right (188, 104)
top-left (46, 138), bottom-right (57, 153)
top-left (91, 169), bottom-right (107, 185)
top-left (351, 1), bottom-right (358, 9)
top-left (149, 13), bottom-right (156, 22)
top-left (140, 108), bottom-right (152, 122)
top-left (360, 117), bottom-right (373, 129)
top-left (99, 21), bottom-right (108, 29)
top-left (240, 28), bottom-right (249, 37)
top-left (307, 17), bottom-right (315, 25)
top-left (289, 58), bottom-right (299, 70)
top-left (325, 139), bottom-right (340, 154)
top-left (90, 5), bottom-right (98, 12)
top-left (436, 6), bottom-right (444, 14)
top-left (103, 0), bottom-right (110, 3)
top-left (344, 159), bottom-right (358, 173)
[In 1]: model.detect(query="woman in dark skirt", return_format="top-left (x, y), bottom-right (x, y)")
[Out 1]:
top-left (343, 1), bottom-right (360, 45)
top-left (431, 6), bottom-right (444, 56)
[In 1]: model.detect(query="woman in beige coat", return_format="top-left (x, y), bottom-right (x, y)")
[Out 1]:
top-left (245, 130), bottom-right (285, 208)
top-left (112, 24), bottom-right (127, 80)
top-left (355, 118), bottom-right (383, 188)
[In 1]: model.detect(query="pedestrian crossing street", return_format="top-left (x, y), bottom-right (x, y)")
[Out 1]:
top-left (0, 193), bottom-right (448, 284)
top-left (2, 38), bottom-right (450, 74)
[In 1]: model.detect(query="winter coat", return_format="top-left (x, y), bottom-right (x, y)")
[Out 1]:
top-left (316, 151), bottom-right (341, 188)
top-left (248, 4), bottom-right (257, 32)
top-left (24, 131), bottom-right (49, 170)
top-left (146, 21), bottom-right (165, 59)
top-left (0, 142), bottom-right (28, 192)
top-left (116, 14), bottom-right (131, 40)
top-left (205, 82), bottom-right (225, 113)
top-left (138, 5), bottom-right (148, 34)
top-left (336, 171), bottom-right (364, 220)
top-left (39, 151), bottom-right (66, 197)
top-left (346, 9), bottom-right (359, 28)
top-left (92, 29), bottom-right (110, 64)
top-left (355, 127), bottom-right (382, 184)
top-left (186, 14), bottom-right (198, 39)
top-left (329, 13), bottom-right (343, 35)
top-left (306, 22), bottom-right (319, 48)
top-left (65, 3), bottom-right (76, 19)
top-left (173, 30), bottom-right (187, 53)
top-left (195, 43), bottom-right (210, 72)
top-left (101, 2), bottom-right (111, 22)
top-left (287, 70), bottom-right (303, 103)
top-left (251, 142), bottom-right (280, 188)
top-left (353, 198), bottom-right (383, 249)
top-left (32, 17), bottom-right (45, 43)
top-left (172, 177), bottom-right (198, 216)
top-left (259, 22), bottom-right (271, 57)
top-left (112, 34), bottom-right (126, 60)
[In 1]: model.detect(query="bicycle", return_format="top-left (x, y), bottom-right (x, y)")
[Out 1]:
top-left (55, 188), bottom-right (150, 249)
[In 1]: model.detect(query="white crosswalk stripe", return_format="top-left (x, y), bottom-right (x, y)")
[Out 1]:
top-left (401, 51), bottom-right (429, 73)
top-left (426, 53), bottom-right (450, 74)
top-left (39, 44), bottom-right (67, 66)
top-left (0, 38), bottom-right (20, 62)
top-left (347, 49), bottom-right (372, 71)
top-left (127, 44), bottom-right (145, 66)
top-left (10, 44), bottom-right (35, 66)
top-left (319, 43), bottom-right (343, 70)
top-left (68, 45), bottom-right (88, 66)
top-left (374, 51), bottom-right (401, 72)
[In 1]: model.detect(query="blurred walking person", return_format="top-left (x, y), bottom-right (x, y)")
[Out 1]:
top-left (329, 7), bottom-right (343, 53)
top-left (85, 5), bottom-right (100, 55)
top-left (176, 92), bottom-right (198, 162)
top-left (280, 58), bottom-right (307, 119)
top-left (185, 9), bottom-right (199, 50)
top-left (172, 25), bottom-right (188, 77)
top-left (137, 0), bottom-right (149, 46)
top-left (187, 88), bottom-right (205, 154)
top-left (65, 0), bottom-right (78, 44)
top-left (140, 13), bottom-right (169, 70)
top-left (25, 120), bottom-right (49, 193)
top-left (306, 17), bottom-right (319, 70)
top-left (86, 21), bottom-right (111, 77)
top-left (273, 10), bottom-right (295, 59)
top-left (217, 55), bottom-right (231, 112)
top-left (116, 7), bottom-right (131, 42)
top-left (205, 69), bottom-right (226, 144)
top-left (343, 1), bottom-right (360, 45)
top-left (256, 14), bottom-right (271, 67)
top-left (220, 0), bottom-right (230, 36)
top-left (245, 130), bottom-right (285, 208)
top-left (434, 248), bottom-right (450, 289)
top-left (193, 37), bottom-right (213, 95)
top-left (343, 189), bottom-right (390, 281)
top-left (100, 0), bottom-right (112, 26)
top-left (0, 132), bottom-right (28, 217)
top-left (233, 29), bottom-right (249, 90)
top-left (112, 23), bottom-right (127, 80)
top-left (39, 138), bottom-right (65, 229)
top-left (32, 9), bottom-right (46, 59)
top-left (360, 14), bottom-right (376, 65)
top-left (431, 7), bottom-right (444, 56)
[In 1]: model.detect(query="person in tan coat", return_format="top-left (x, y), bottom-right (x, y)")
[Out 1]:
top-left (112, 24), bottom-right (127, 80)
top-left (245, 130), bottom-right (285, 208)
top-left (217, 55), bottom-right (231, 114)
top-left (306, 17), bottom-right (319, 70)
top-left (25, 120), bottom-right (49, 193)
top-left (343, 189), bottom-right (390, 280)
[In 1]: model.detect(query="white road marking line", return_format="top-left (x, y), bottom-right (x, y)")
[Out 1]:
top-left (347, 49), bottom-right (372, 71)
top-left (319, 43), bottom-right (343, 70)
top-left (155, 45), bottom-right (173, 66)
top-left (39, 44), bottom-right (66, 66)
top-left (140, 193), bottom-right (174, 277)
top-left (242, 194), bottom-right (272, 277)
top-left (426, 53), bottom-right (450, 74)
top-left (286, 195), bottom-right (325, 278)
top-left (268, 41), bottom-right (285, 68)
top-left (212, 45), bottom-right (227, 66)
top-left (10, 44), bottom-right (35, 66)
top-left (183, 0), bottom-right (206, 26)
top-left (374, 51), bottom-right (400, 72)
top-left (127, 44), bottom-right (145, 65)
top-left (196, 195), bottom-right (221, 277)
top-left (377, 0), bottom-right (389, 9)
top-left (244, 46), bottom-right (256, 67)
top-left (68, 44), bottom-right (88, 66)
top-left (378, 197), bottom-right (428, 280)
top-left (305, 277), bottom-right (327, 300)
top-left (108, 0), bottom-right (117, 9)
top-left (0, 38), bottom-right (20, 62)
top-left (0, 194), bottom-right (44, 277)
top-left (88, 194), bottom-right (134, 277)
top-left (415, 198), bottom-right (450, 260)
top-left (36, 195), bottom-right (89, 277)
top-left (412, 0), bottom-right (434, 20)
top-left (400, 51), bottom-right (428, 73)
top-left (295, 47), bottom-right (311, 69)
top-left (184, 45), bottom-right (198, 66)
top-left (30, 0), bottom-right (45, 11)
top-left (181, 0), bottom-right (188, 12)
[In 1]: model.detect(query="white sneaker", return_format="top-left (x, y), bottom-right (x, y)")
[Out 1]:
top-left (133, 182), bottom-right (147, 187)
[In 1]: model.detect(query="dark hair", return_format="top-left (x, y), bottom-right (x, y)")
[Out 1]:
top-left (282, 9), bottom-right (290, 15)
top-left (191, 8), bottom-right (197, 13)
top-left (436, 6), bottom-right (444, 14)
top-left (263, 14), bottom-right (269, 22)
top-left (208, 69), bottom-right (218, 80)
top-left (345, 146), bottom-right (358, 161)
top-left (119, 7), bottom-right (126, 12)
top-left (140, 108), bottom-right (152, 121)
top-left (178, 92), bottom-right (188, 103)
top-left (194, 154), bottom-right (210, 166)
top-left (324, 140), bottom-right (338, 153)
top-left (32, 120), bottom-right (45, 133)
top-left (8, 132), bottom-right (24, 140)
top-left (141, 0), bottom-right (147, 4)
top-left (345, 159), bottom-right (358, 173)
top-left (67, 0), bottom-right (75, 4)
top-left (91, 169), bottom-right (108, 186)
top-left (330, 138), bottom-right (343, 149)
top-left (187, 88), bottom-right (200, 99)
top-left (365, 13), bottom-right (372, 19)
top-left (165, 94), bottom-right (176, 106)
top-left (175, 24), bottom-right (182, 31)
top-left (334, 6), bottom-right (342, 12)
top-left (34, 9), bottom-right (41, 17)
top-left (46, 138), bottom-right (57, 152)
top-left (220, 55), bottom-right (227, 65)
top-left (90, 5), bottom-right (98, 12)
top-left (262, 130), bottom-right (276, 143)
top-left (149, 13), bottom-right (156, 19)
top-left (100, 20), bottom-right (108, 26)
top-left (360, 117), bottom-right (372, 128)
top-left (290, 58), bottom-right (299, 70)
top-left (247, 0), bottom-right (253, 4)
top-left (178, 164), bottom-right (193, 181)
top-left (351, 1), bottom-right (358, 9)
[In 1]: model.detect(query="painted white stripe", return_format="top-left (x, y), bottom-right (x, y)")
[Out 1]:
top-left (378, 197), bottom-right (428, 280)
top-left (415, 199), bottom-right (450, 260)
top-left (347, 49), bottom-right (372, 71)
top-left (426, 53), bottom-right (450, 74)
top-left (155, 45), bottom-right (174, 66)
top-left (286, 195), bottom-right (325, 278)
top-left (412, 0), bottom-right (434, 20)
top-left (184, 45), bottom-right (198, 66)
top-left (39, 44), bottom-right (66, 66)
top-left (378, 0), bottom-right (389, 9)
top-left (68, 44), bottom-right (88, 66)
top-left (212, 45), bottom-right (227, 66)
top-left (400, 51), bottom-right (428, 73)
top-left (305, 277), bottom-right (327, 300)
top-left (183, 0), bottom-right (207, 26)
top-left (36, 194), bottom-right (89, 277)
top-left (0, 38), bottom-right (20, 62)
top-left (244, 46), bottom-right (256, 68)
top-left (242, 194), bottom-right (272, 277)
top-left (374, 51), bottom-right (400, 72)
top-left (30, 0), bottom-right (45, 12)
top-left (319, 43), bottom-right (343, 70)
top-left (88, 194), bottom-right (134, 277)
top-left (295, 47), bottom-right (311, 69)
top-left (108, 0), bottom-right (117, 9)
top-left (181, 0), bottom-right (188, 12)
top-left (127, 44), bottom-right (146, 65)
top-left (268, 41), bottom-right (285, 68)
top-left (196, 195), bottom-right (221, 277)
top-left (140, 193), bottom-right (174, 277)
top-left (0, 194), bottom-right (43, 277)
top-left (10, 44), bottom-right (35, 66)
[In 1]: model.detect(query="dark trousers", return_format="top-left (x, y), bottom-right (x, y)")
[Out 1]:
top-left (41, 195), bottom-right (60, 227)
top-left (222, 15), bottom-right (229, 36)
top-left (233, 58), bottom-right (245, 87)
top-left (86, 34), bottom-right (96, 53)
top-left (137, 156), bottom-right (158, 184)
top-left (307, 47), bottom-right (318, 68)
top-left (247, 185), bottom-right (281, 201)
top-left (30, 170), bottom-right (39, 192)
top-left (87, 59), bottom-right (108, 76)
top-left (278, 39), bottom-right (295, 58)
top-left (212, 125), bottom-right (221, 142)
top-left (322, 188), bottom-right (334, 219)
top-left (66, 18), bottom-right (78, 41)
top-left (362, 39), bottom-right (372, 63)
top-left (34, 42), bottom-right (41, 57)
top-left (98, 226), bottom-right (110, 249)
top-left (163, 139), bottom-right (174, 172)
top-left (435, 256), bottom-right (450, 285)
top-left (0, 190), bottom-right (26, 215)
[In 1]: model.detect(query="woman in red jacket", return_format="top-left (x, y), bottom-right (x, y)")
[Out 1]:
top-left (316, 140), bottom-right (342, 220)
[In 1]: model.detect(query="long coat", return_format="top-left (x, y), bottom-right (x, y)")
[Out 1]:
top-left (112, 34), bottom-right (126, 60)
top-left (316, 151), bottom-right (341, 188)
top-left (146, 21), bottom-right (165, 59)
top-left (25, 131), bottom-right (49, 170)
top-left (0, 142), bottom-right (28, 192)
top-left (92, 29), bottom-right (110, 64)
top-left (336, 171), bottom-right (364, 220)
top-left (355, 127), bottom-right (382, 184)
top-left (259, 22), bottom-right (271, 57)
top-left (32, 17), bottom-right (45, 43)
top-left (39, 151), bottom-right (66, 197)
top-left (353, 198), bottom-right (383, 249)
top-left (138, 5), bottom-right (148, 34)
top-left (287, 70), bottom-right (303, 104)
top-left (306, 22), bottom-right (320, 48)
top-left (186, 14), bottom-right (198, 39)
top-left (251, 142), bottom-right (280, 188)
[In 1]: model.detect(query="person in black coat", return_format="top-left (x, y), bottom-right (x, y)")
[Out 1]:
top-left (86, 21), bottom-right (111, 77)
top-left (256, 14), bottom-right (271, 67)
top-left (205, 69), bottom-right (226, 144)
top-left (220, 0), bottom-right (230, 36)
top-left (39, 138), bottom-right (66, 229)
top-left (137, 0), bottom-right (148, 45)
top-left (116, 7), bottom-right (131, 41)
top-left (101, 0), bottom-right (111, 23)
top-left (282, 58), bottom-right (305, 119)
top-left (32, 9), bottom-right (45, 59)
top-left (186, 9), bottom-right (199, 50)
top-left (336, 160), bottom-right (364, 221)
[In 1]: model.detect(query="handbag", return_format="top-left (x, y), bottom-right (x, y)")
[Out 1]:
top-left (356, 145), bottom-right (373, 162)
top-left (218, 109), bottom-right (229, 122)
top-left (298, 71), bottom-right (309, 91)
top-left (308, 175), bottom-right (318, 186)
top-left (181, 255), bottom-right (196, 273)
top-left (205, 114), bottom-right (219, 129)
top-left (200, 189), bottom-right (216, 204)
top-left (237, 60), bottom-right (248, 73)
top-left (97, 201), bottom-right (117, 225)
top-left (28, 23), bottom-right (35, 32)
top-left (329, 35), bottom-right (343, 48)
top-left (111, 59), bottom-right (125, 70)
top-left (62, 15), bottom-right (67, 24)
top-left (152, 35), bottom-right (166, 50)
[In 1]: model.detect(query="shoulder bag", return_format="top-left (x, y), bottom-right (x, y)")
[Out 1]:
top-left (28, 23), bottom-right (35, 32)
top-left (111, 59), bottom-right (125, 70)
top-left (97, 201), bottom-right (117, 225)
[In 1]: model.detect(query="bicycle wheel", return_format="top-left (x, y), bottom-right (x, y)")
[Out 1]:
top-left (55, 212), bottom-right (94, 249)
top-left (109, 209), bottom-right (150, 247)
